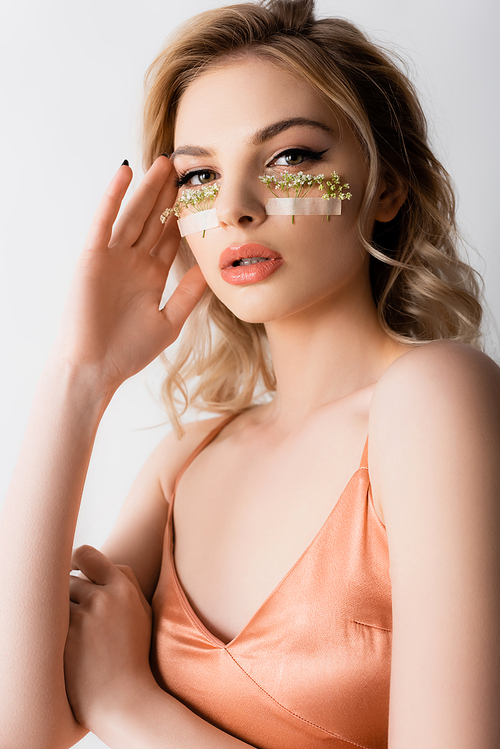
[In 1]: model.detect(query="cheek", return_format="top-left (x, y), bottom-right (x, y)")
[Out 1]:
top-left (276, 216), bottom-right (366, 298)
top-left (285, 209), bottom-right (359, 257)
top-left (184, 235), bottom-right (221, 286)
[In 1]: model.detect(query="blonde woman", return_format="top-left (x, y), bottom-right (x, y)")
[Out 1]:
top-left (1, 1), bottom-right (499, 747)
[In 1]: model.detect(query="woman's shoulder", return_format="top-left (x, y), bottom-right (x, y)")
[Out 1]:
top-left (368, 343), bottom-right (500, 744)
top-left (369, 339), bottom-right (500, 524)
top-left (373, 339), bottom-right (499, 416)
top-left (370, 339), bottom-right (500, 454)
top-left (153, 414), bottom-right (235, 500)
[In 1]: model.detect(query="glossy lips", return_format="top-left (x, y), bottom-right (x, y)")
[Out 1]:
top-left (219, 243), bottom-right (284, 285)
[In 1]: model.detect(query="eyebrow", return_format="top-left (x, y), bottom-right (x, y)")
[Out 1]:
top-left (252, 117), bottom-right (334, 144)
top-left (169, 145), bottom-right (214, 161)
top-left (169, 118), bottom-right (333, 162)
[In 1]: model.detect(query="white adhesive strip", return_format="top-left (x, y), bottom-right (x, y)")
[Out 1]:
top-left (177, 208), bottom-right (219, 237)
top-left (265, 197), bottom-right (342, 216)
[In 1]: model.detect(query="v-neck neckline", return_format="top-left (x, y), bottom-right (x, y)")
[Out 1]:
top-left (168, 414), bottom-right (369, 649)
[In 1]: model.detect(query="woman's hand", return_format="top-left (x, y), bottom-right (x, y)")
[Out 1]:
top-left (53, 156), bottom-right (206, 398)
top-left (64, 545), bottom-right (157, 731)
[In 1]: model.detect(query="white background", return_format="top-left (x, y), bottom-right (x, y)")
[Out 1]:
top-left (0, 0), bottom-right (498, 746)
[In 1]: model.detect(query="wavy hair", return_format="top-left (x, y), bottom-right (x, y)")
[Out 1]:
top-left (142, 0), bottom-right (483, 436)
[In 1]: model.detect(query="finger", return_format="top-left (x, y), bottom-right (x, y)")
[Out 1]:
top-left (162, 264), bottom-right (208, 336)
top-left (69, 570), bottom-right (91, 582)
top-left (71, 545), bottom-right (121, 587)
top-left (150, 212), bottom-right (181, 263)
top-left (133, 166), bottom-right (179, 253)
top-left (109, 155), bottom-right (173, 248)
top-left (83, 163), bottom-right (133, 252)
top-left (115, 565), bottom-right (151, 617)
top-left (69, 574), bottom-right (95, 603)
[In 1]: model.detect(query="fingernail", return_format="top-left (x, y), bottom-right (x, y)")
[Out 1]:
top-left (162, 152), bottom-right (170, 159)
top-left (121, 159), bottom-right (129, 167)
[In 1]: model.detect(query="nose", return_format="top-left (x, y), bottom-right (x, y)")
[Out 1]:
top-left (215, 173), bottom-right (267, 231)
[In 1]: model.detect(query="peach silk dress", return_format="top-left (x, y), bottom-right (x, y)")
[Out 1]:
top-left (151, 414), bottom-right (392, 749)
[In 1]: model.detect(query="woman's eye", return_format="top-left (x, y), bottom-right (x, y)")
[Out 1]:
top-left (274, 150), bottom-right (307, 166)
top-left (176, 169), bottom-right (218, 188)
top-left (270, 148), bottom-right (328, 168)
top-left (191, 170), bottom-right (217, 185)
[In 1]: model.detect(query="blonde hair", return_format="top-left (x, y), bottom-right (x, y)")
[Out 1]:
top-left (142, 0), bottom-right (483, 436)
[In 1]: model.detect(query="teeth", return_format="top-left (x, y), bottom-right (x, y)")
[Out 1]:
top-left (235, 257), bottom-right (268, 266)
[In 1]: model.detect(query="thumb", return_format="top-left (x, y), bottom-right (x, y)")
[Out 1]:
top-left (160, 264), bottom-right (208, 335)
top-left (115, 564), bottom-right (151, 618)
top-left (71, 545), bottom-right (120, 586)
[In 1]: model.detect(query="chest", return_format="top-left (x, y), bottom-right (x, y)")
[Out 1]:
top-left (172, 415), bottom-right (370, 644)
top-left (151, 418), bottom-right (391, 748)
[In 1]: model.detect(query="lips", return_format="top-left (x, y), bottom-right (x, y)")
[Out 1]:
top-left (219, 243), bottom-right (284, 286)
top-left (219, 243), bottom-right (283, 270)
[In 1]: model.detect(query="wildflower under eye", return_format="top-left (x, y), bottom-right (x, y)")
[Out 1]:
top-left (318, 172), bottom-right (352, 201)
top-left (259, 171), bottom-right (351, 200)
top-left (259, 171), bottom-right (352, 222)
top-left (160, 183), bottom-right (221, 236)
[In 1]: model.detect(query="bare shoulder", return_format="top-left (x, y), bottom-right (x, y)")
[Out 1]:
top-left (369, 340), bottom-right (500, 525)
top-left (100, 413), bottom-right (231, 599)
top-left (153, 414), bottom-right (233, 499)
top-left (374, 339), bottom-right (500, 404)
top-left (371, 340), bottom-right (500, 444)
top-left (368, 342), bottom-right (500, 744)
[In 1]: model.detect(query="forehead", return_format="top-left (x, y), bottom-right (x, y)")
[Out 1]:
top-left (174, 56), bottom-right (340, 147)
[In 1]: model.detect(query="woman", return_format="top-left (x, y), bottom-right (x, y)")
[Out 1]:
top-left (1, 0), bottom-right (499, 747)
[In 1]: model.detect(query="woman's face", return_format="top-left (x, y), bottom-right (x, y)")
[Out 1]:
top-left (172, 56), bottom-right (376, 324)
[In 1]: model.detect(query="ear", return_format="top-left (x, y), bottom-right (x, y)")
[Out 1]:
top-left (374, 174), bottom-right (407, 223)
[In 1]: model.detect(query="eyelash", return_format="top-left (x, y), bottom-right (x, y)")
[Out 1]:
top-left (175, 147), bottom-right (328, 189)
top-left (270, 147), bottom-right (328, 169)
top-left (175, 169), bottom-right (218, 189)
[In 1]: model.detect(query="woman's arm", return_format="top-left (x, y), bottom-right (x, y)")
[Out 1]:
top-left (100, 689), bottom-right (257, 749)
top-left (64, 546), bottom-right (258, 749)
top-left (0, 364), bottom-right (107, 748)
top-left (57, 412), bottom-right (260, 748)
top-left (0, 156), bottom-right (207, 749)
top-left (98, 415), bottom-right (229, 602)
top-left (370, 341), bottom-right (500, 749)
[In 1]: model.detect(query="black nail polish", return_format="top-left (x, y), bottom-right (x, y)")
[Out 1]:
top-left (162, 152), bottom-right (171, 159)
top-left (121, 159), bottom-right (129, 167)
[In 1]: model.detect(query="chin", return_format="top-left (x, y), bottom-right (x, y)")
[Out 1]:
top-left (208, 294), bottom-right (272, 325)
top-left (218, 301), bottom-right (272, 325)
top-left (214, 293), bottom-right (308, 326)
top-left (204, 271), bottom-right (334, 325)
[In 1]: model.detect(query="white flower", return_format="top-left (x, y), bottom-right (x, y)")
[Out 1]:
top-left (259, 171), bottom-right (351, 200)
top-left (159, 183), bottom-right (222, 219)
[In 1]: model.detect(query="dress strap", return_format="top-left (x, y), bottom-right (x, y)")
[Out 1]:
top-left (172, 412), bottom-right (240, 495)
top-left (359, 435), bottom-right (369, 471)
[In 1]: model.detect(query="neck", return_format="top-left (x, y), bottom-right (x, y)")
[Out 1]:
top-left (262, 278), bottom-right (405, 430)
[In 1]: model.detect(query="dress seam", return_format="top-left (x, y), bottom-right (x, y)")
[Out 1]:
top-left (224, 648), bottom-right (372, 749)
top-left (352, 619), bottom-right (392, 633)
